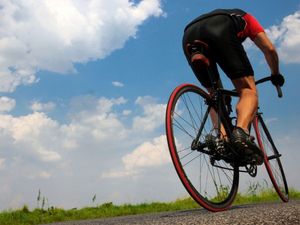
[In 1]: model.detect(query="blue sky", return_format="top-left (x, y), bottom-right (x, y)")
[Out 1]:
top-left (0, 0), bottom-right (300, 210)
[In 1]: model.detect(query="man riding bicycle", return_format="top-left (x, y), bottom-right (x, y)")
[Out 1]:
top-left (182, 8), bottom-right (285, 164)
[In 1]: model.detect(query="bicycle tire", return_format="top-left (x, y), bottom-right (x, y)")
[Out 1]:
top-left (253, 115), bottom-right (289, 202)
top-left (165, 83), bottom-right (239, 212)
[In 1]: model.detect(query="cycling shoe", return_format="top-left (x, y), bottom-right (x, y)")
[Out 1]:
top-left (231, 127), bottom-right (264, 165)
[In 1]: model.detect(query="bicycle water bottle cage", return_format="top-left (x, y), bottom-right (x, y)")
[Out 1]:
top-left (186, 40), bottom-right (210, 67)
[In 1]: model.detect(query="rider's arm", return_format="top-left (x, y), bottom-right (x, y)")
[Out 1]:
top-left (253, 32), bottom-right (280, 75)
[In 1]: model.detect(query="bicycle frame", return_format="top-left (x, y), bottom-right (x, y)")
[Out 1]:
top-left (191, 76), bottom-right (282, 167)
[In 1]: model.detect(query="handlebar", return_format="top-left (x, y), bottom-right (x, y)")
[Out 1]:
top-left (255, 76), bottom-right (283, 98)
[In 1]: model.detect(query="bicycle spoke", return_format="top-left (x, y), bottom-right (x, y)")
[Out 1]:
top-left (173, 116), bottom-right (195, 139)
top-left (182, 153), bottom-right (201, 167)
top-left (186, 92), bottom-right (204, 126)
top-left (177, 146), bottom-right (192, 153)
top-left (180, 150), bottom-right (195, 161)
top-left (181, 94), bottom-right (199, 135)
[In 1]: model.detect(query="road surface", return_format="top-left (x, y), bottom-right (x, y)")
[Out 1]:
top-left (43, 200), bottom-right (300, 225)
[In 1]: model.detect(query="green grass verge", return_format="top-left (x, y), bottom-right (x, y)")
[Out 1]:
top-left (1, 188), bottom-right (299, 225)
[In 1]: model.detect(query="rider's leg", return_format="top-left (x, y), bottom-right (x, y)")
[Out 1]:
top-left (231, 76), bottom-right (263, 165)
top-left (231, 76), bottom-right (258, 133)
top-left (206, 87), bottom-right (227, 140)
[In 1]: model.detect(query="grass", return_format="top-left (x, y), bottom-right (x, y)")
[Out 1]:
top-left (0, 187), bottom-right (299, 225)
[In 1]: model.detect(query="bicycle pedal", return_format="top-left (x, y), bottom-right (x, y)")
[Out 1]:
top-left (239, 154), bottom-right (263, 166)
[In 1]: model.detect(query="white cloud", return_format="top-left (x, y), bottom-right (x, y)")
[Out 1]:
top-left (30, 101), bottom-right (56, 112)
top-left (0, 95), bottom-right (169, 209)
top-left (266, 10), bottom-right (300, 63)
top-left (101, 170), bottom-right (138, 179)
top-left (112, 81), bottom-right (124, 87)
top-left (28, 171), bottom-right (52, 180)
top-left (0, 112), bottom-right (62, 162)
top-left (0, 95), bottom-right (133, 164)
top-left (0, 158), bottom-right (6, 170)
top-left (122, 109), bottom-right (132, 116)
top-left (0, 0), bottom-right (164, 92)
top-left (123, 135), bottom-right (170, 170)
top-left (96, 97), bottom-right (127, 115)
top-left (265, 117), bottom-right (279, 124)
top-left (102, 135), bottom-right (171, 178)
top-left (63, 96), bottom-right (130, 145)
top-left (0, 96), bottom-right (16, 113)
top-left (274, 132), bottom-right (300, 190)
top-left (133, 96), bottom-right (166, 132)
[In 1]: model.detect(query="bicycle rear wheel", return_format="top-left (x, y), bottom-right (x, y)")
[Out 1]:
top-left (253, 115), bottom-right (289, 202)
top-left (166, 84), bottom-right (239, 212)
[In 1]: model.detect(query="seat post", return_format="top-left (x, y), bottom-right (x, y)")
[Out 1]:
top-left (207, 66), bottom-right (223, 91)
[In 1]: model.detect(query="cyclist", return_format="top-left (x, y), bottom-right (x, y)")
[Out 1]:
top-left (182, 8), bottom-right (285, 164)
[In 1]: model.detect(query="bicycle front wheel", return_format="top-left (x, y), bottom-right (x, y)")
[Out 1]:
top-left (165, 84), bottom-right (239, 212)
top-left (253, 115), bottom-right (289, 202)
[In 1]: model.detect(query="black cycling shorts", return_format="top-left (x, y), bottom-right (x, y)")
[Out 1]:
top-left (182, 15), bottom-right (254, 88)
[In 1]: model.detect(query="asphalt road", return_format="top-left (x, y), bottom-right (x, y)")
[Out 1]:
top-left (42, 200), bottom-right (300, 225)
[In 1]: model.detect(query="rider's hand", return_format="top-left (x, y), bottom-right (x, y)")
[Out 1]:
top-left (271, 74), bottom-right (285, 87)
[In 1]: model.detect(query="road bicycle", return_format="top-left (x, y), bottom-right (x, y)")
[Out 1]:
top-left (165, 45), bottom-right (289, 212)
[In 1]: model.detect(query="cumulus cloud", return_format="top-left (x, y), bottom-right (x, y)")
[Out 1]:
top-left (102, 135), bottom-right (170, 178)
top-left (30, 101), bottom-right (56, 112)
top-left (122, 110), bottom-right (132, 116)
top-left (266, 10), bottom-right (300, 63)
top-left (123, 135), bottom-right (170, 170)
top-left (0, 95), bottom-right (165, 166)
top-left (0, 96), bottom-right (16, 113)
top-left (112, 81), bottom-right (124, 87)
top-left (0, 0), bottom-right (164, 92)
top-left (27, 171), bottom-right (52, 180)
top-left (133, 96), bottom-right (166, 132)
top-left (0, 158), bottom-right (6, 170)
top-left (0, 112), bottom-right (62, 162)
top-left (62, 96), bottom-right (129, 147)
top-left (0, 94), bottom-right (168, 208)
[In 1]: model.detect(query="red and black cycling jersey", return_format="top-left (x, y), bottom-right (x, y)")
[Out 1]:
top-left (184, 8), bottom-right (264, 42)
top-left (238, 13), bottom-right (265, 41)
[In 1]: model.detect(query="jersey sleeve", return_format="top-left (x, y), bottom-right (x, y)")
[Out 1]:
top-left (243, 13), bottom-right (265, 40)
